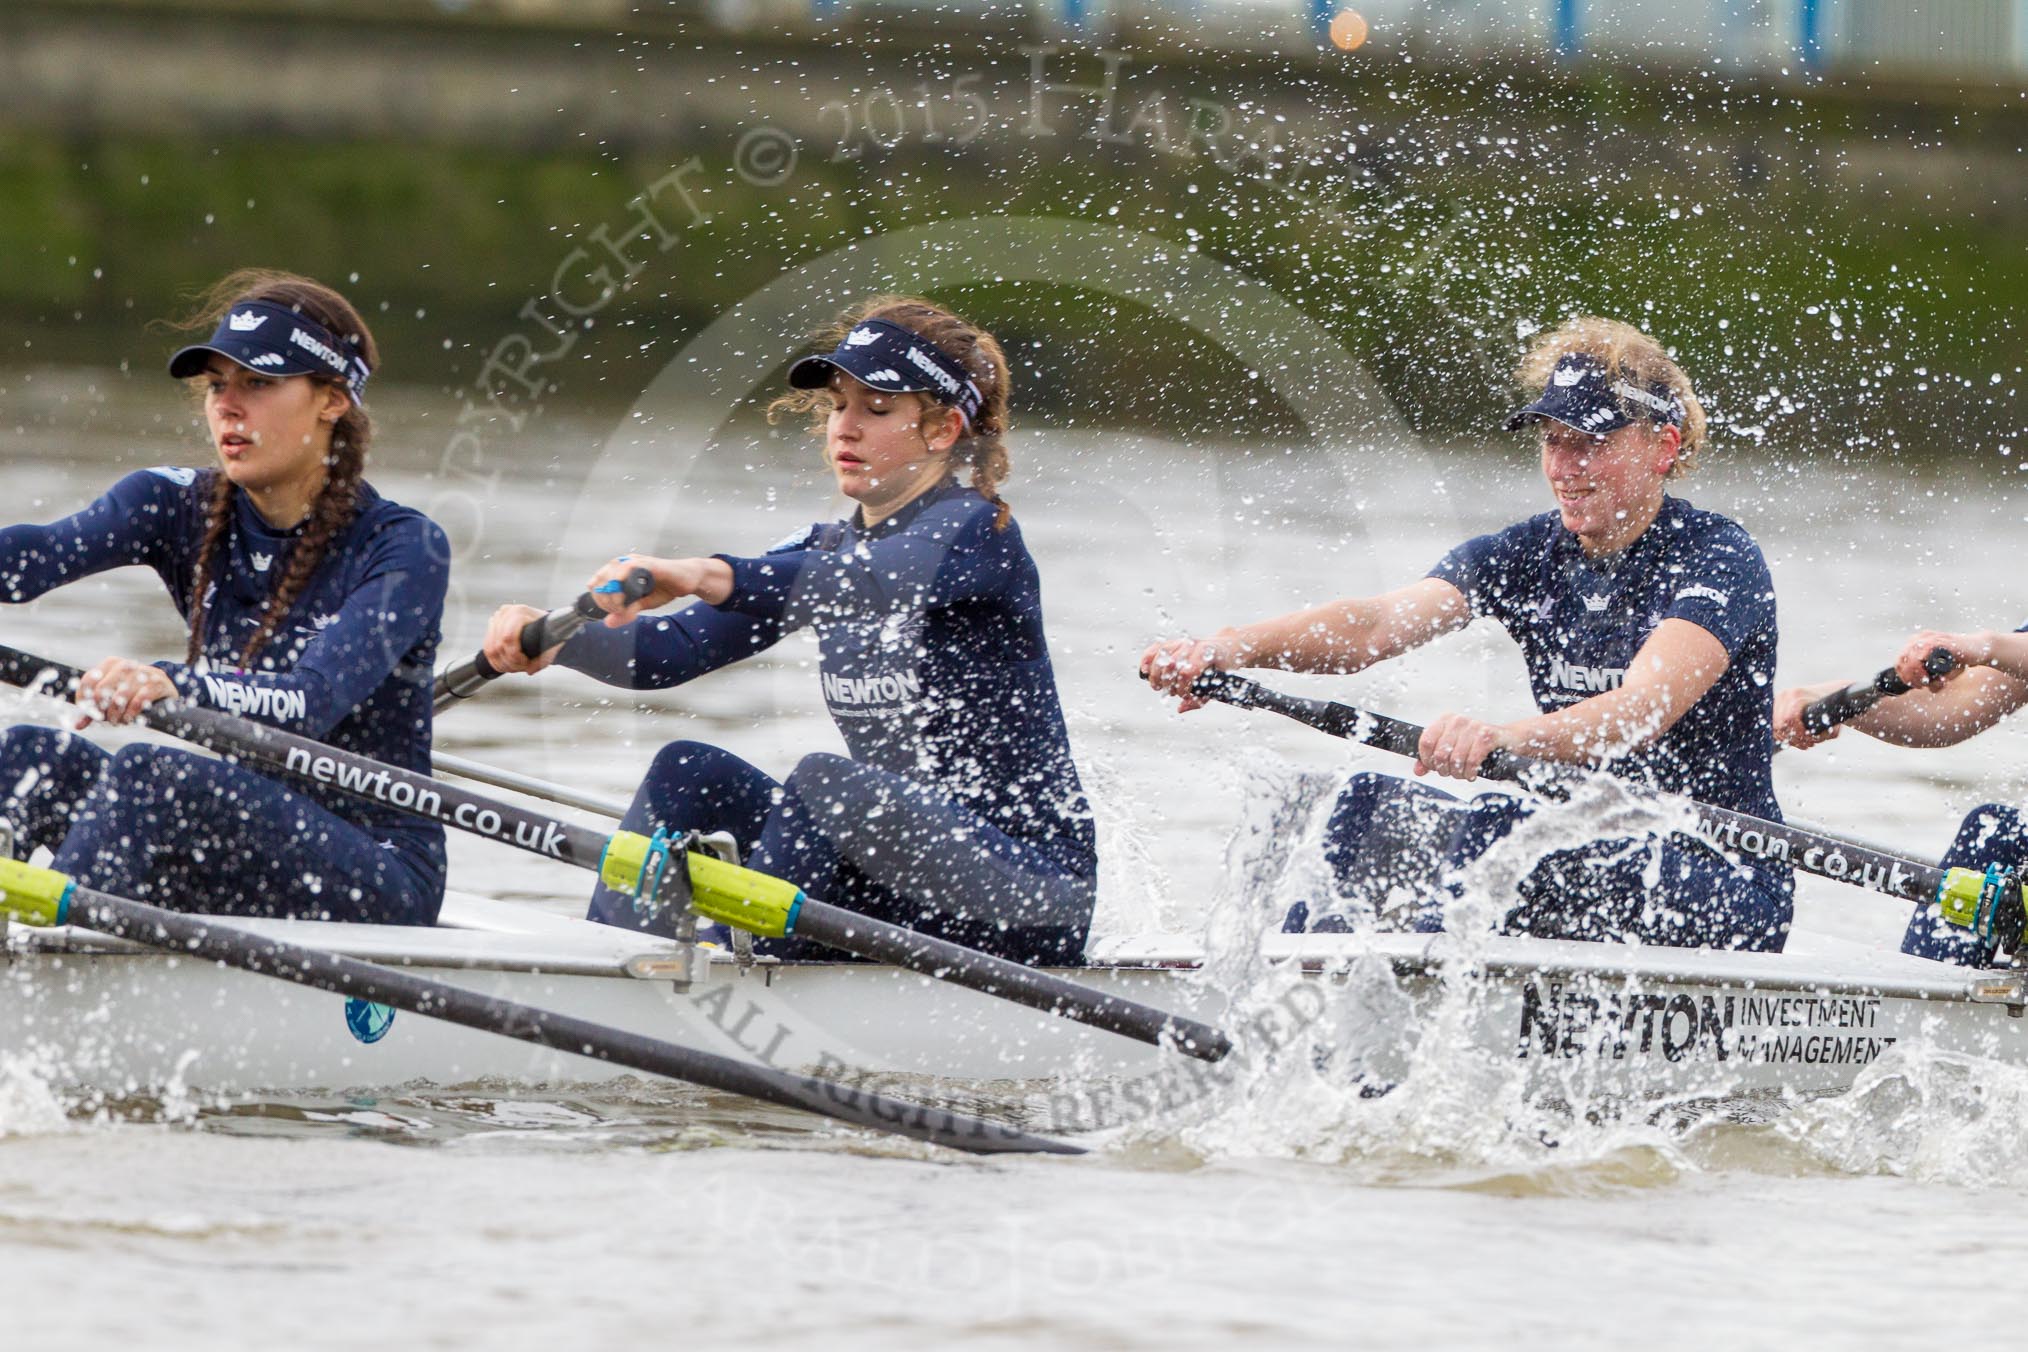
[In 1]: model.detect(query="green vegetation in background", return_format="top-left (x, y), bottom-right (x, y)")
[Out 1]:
top-left (0, 67), bottom-right (2020, 460)
top-left (0, 133), bottom-right (661, 365)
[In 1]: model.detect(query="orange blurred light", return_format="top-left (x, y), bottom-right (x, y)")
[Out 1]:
top-left (1330, 9), bottom-right (1369, 52)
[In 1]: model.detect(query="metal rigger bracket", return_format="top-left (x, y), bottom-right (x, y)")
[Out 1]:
top-left (1958, 863), bottom-right (2028, 1016)
top-left (622, 829), bottom-right (753, 987)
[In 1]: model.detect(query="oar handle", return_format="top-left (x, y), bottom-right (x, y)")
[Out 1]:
top-left (0, 639), bottom-right (616, 873)
top-left (1185, 670), bottom-right (1547, 787)
top-left (1176, 667), bottom-right (2003, 933)
top-left (434, 565), bottom-right (655, 712)
top-left (1799, 647), bottom-right (1957, 736)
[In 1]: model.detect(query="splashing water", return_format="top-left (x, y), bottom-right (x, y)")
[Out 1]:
top-left (0, 683), bottom-right (107, 794)
top-left (1107, 755), bottom-right (2020, 1189)
top-left (0, 1053), bottom-right (75, 1138)
top-left (1779, 1049), bottom-right (2028, 1188)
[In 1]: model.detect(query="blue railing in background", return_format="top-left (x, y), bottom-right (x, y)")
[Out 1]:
top-left (1553, 0), bottom-right (1581, 58)
top-left (1800, 0), bottom-right (1825, 68)
top-left (414, 0), bottom-right (2024, 80)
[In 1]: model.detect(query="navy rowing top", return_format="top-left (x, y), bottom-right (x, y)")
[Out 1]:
top-left (1429, 495), bottom-right (1782, 824)
top-left (0, 467), bottom-right (450, 883)
top-left (560, 480), bottom-right (1097, 877)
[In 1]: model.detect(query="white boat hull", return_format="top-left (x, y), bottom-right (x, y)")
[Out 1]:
top-left (7, 893), bottom-right (2028, 1122)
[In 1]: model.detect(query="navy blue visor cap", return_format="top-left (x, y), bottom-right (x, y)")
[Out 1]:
top-left (168, 300), bottom-right (371, 406)
top-left (1505, 353), bottom-right (1684, 436)
top-left (788, 318), bottom-right (983, 428)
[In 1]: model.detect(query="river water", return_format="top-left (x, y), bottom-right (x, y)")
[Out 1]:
top-left (4, 367), bottom-right (2028, 1348)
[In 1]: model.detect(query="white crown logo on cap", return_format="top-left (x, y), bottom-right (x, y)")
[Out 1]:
top-left (228, 311), bottom-right (268, 333)
top-left (845, 327), bottom-right (880, 347)
top-left (1553, 363), bottom-right (1586, 387)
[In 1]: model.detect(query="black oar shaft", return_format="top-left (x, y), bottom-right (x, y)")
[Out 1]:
top-left (57, 884), bottom-right (1078, 1156)
top-left (434, 566), bottom-right (654, 713)
top-left (792, 897), bottom-right (1232, 1060)
top-left (181, 693), bottom-right (1223, 1057)
top-left (1192, 670), bottom-right (1949, 908)
top-left (0, 642), bottom-right (612, 870)
top-left (1800, 647), bottom-right (1958, 736)
top-left (1199, 673), bottom-right (1537, 783)
top-left (0, 642), bottom-right (1228, 1063)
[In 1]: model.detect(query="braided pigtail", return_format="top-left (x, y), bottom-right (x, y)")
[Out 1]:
top-left (183, 469), bottom-right (237, 665)
top-left (238, 437), bottom-right (364, 667)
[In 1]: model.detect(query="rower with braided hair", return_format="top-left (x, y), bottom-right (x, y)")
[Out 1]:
top-left (0, 270), bottom-right (450, 923)
top-left (481, 296), bottom-right (1097, 964)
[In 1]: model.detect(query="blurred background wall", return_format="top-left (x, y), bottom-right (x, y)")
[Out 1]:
top-left (239, 0), bottom-right (2028, 77)
top-left (0, 0), bottom-right (2019, 453)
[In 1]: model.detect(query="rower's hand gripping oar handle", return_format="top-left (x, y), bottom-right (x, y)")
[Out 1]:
top-left (433, 565), bottom-right (655, 712)
top-left (1181, 667), bottom-right (2028, 961)
top-left (1799, 647), bottom-right (1958, 736)
top-left (1181, 669), bottom-right (1549, 787)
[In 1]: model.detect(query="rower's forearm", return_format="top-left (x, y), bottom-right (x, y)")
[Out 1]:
top-left (1222, 587), bottom-right (1464, 675)
top-left (1844, 695), bottom-right (1937, 746)
top-left (691, 557), bottom-right (735, 607)
top-left (1217, 601), bottom-right (1388, 675)
top-left (1851, 677), bottom-right (2020, 748)
top-left (1979, 631), bottom-right (2028, 683)
top-left (1505, 687), bottom-right (1676, 766)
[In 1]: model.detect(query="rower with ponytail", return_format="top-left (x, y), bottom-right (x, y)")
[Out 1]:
top-left (770, 297), bottom-right (1019, 532)
top-left (0, 269), bottom-right (451, 924)
top-left (481, 295), bottom-right (1097, 965)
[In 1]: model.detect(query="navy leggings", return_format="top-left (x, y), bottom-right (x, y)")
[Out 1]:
top-left (0, 724), bottom-right (441, 924)
top-left (1901, 803), bottom-right (2028, 966)
top-left (587, 741), bottom-right (1096, 965)
top-left (1291, 771), bottom-right (1794, 952)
